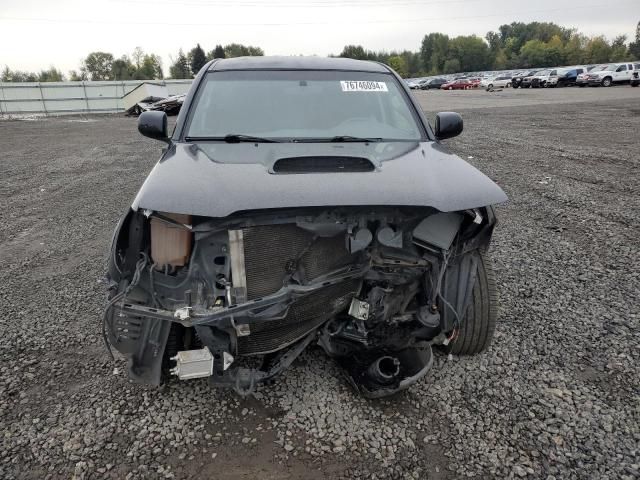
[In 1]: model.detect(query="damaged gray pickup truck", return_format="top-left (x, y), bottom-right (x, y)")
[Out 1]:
top-left (104, 56), bottom-right (507, 398)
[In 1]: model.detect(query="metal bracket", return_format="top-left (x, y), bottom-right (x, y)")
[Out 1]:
top-left (174, 306), bottom-right (192, 321)
top-left (348, 298), bottom-right (370, 321)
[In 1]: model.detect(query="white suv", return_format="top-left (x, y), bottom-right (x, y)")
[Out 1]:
top-left (586, 63), bottom-right (639, 87)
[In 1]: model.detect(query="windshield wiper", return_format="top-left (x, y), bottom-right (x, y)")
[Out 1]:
top-left (330, 135), bottom-right (383, 143)
top-left (294, 136), bottom-right (383, 143)
top-left (223, 134), bottom-right (280, 143)
top-left (184, 134), bottom-right (279, 143)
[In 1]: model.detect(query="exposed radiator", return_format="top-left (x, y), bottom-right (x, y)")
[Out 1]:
top-left (240, 224), bottom-right (354, 300)
top-left (229, 223), bottom-right (358, 355)
top-left (237, 280), bottom-right (360, 355)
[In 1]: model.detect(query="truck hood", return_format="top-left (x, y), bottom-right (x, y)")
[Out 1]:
top-left (132, 141), bottom-right (508, 217)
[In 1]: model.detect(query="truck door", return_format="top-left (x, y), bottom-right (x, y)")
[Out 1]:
top-left (615, 64), bottom-right (627, 82)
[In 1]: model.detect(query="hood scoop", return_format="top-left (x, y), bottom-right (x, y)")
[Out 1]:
top-left (273, 156), bottom-right (375, 174)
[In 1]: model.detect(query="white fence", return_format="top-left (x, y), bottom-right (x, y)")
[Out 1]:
top-left (0, 79), bottom-right (193, 115)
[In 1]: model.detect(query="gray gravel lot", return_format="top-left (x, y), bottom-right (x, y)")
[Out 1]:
top-left (1, 88), bottom-right (639, 479)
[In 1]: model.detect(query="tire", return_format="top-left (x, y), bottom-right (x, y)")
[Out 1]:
top-left (578, 84), bottom-right (586, 87)
top-left (506, 82), bottom-right (511, 88)
top-left (448, 87), bottom-right (452, 90)
top-left (601, 77), bottom-right (612, 87)
top-left (488, 84), bottom-right (493, 89)
top-left (446, 251), bottom-right (498, 355)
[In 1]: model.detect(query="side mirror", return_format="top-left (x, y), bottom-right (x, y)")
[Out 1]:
top-left (138, 111), bottom-right (169, 143)
top-left (434, 112), bottom-right (463, 140)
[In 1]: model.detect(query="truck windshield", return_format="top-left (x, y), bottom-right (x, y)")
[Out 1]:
top-left (185, 70), bottom-right (423, 142)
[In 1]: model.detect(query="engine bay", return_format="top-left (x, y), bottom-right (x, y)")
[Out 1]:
top-left (105, 205), bottom-right (495, 397)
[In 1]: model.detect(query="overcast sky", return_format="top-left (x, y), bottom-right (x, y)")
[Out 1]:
top-left (1, 0), bottom-right (638, 73)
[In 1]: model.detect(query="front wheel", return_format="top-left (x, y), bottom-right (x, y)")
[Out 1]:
top-left (601, 77), bottom-right (612, 87)
top-left (506, 82), bottom-right (511, 88)
top-left (444, 251), bottom-right (498, 355)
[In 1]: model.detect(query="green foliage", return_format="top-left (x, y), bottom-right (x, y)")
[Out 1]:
top-left (1, 66), bottom-right (36, 82)
top-left (420, 33), bottom-right (449, 73)
top-left (111, 56), bottom-right (136, 80)
top-left (339, 45), bottom-right (376, 60)
top-left (493, 49), bottom-right (508, 69)
top-left (519, 40), bottom-right (549, 67)
top-left (563, 33), bottom-right (587, 65)
top-left (169, 49), bottom-right (191, 79)
top-left (629, 21), bottom-right (640, 59)
top-left (109, 50), bottom-right (163, 80)
top-left (136, 54), bottom-right (163, 80)
top-left (442, 58), bottom-right (461, 74)
top-left (224, 43), bottom-right (264, 58)
top-left (387, 56), bottom-right (408, 77)
top-left (81, 51), bottom-right (114, 80)
top-left (584, 36), bottom-right (613, 64)
top-left (447, 35), bottom-right (491, 71)
top-left (610, 35), bottom-right (630, 61)
top-left (37, 66), bottom-right (64, 82)
top-left (189, 44), bottom-right (207, 76)
top-left (68, 70), bottom-right (87, 81)
top-left (1, 65), bottom-right (65, 82)
top-left (212, 45), bottom-right (226, 59)
top-left (337, 46), bottom-right (420, 78)
top-left (402, 51), bottom-right (423, 77)
top-left (2, 19), bottom-right (638, 84)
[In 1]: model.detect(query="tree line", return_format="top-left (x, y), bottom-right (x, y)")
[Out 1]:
top-left (1, 43), bottom-right (263, 82)
top-left (339, 21), bottom-right (640, 77)
top-left (1, 21), bottom-right (638, 82)
top-left (168, 43), bottom-right (264, 79)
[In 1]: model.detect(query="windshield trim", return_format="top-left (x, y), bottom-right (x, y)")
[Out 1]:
top-left (179, 69), bottom-right (429, 143)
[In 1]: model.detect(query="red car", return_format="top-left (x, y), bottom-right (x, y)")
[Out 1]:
top-left (441, 79), bottom-right (473, 90)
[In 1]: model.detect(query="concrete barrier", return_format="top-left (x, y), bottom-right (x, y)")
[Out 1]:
top-left (0, 79), bottom-right (192, 115)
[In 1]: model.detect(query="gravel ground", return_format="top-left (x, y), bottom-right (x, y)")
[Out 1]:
top-left (1, 91), bottom-right (639, 479)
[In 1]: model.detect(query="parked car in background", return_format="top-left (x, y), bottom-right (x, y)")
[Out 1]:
top-left (576, 65), bottom-right (606, 87)
top-left (413, 79), bottom-right (430, 89)
top-left (586, 63), bottom-right (639, 86)
top-left (552, 67), bottom-right (588, 87)
top-left (539, 69), bottom-right (562, 87)
top-left (529, 70), bottom-right (551, 88)
top-left (421, 78), bottom-right (447, 90)
top-left (467, 78), bottom-right (482, 88)
top-left (519, 71), bottom-right (542, 88)
top-left (481, 75), bottom-right (512, 89)
top-left (512, 70), bottom-right (538, 88)
top-left (441, 79), bottom-right (473, 90)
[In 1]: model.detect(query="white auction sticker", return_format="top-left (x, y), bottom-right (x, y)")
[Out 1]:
top-left (340, 81), bottom-right (388, 92)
